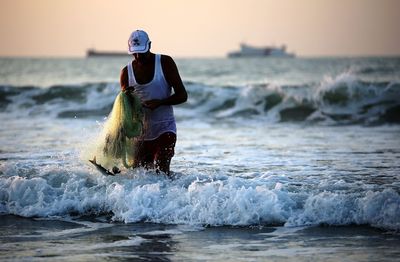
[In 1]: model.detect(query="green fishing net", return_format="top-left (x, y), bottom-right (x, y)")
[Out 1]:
top-left (102, 91), bottom-right (143, 168)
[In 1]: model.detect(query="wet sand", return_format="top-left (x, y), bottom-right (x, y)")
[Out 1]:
top-left (1, 215), bottom-right (399, 261)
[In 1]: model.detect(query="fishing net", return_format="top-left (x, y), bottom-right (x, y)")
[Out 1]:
top-left (101, 91), bottom-right (143, 168)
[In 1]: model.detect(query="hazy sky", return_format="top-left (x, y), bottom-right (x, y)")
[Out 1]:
top-left (1, 0), bottom-right (400, 57)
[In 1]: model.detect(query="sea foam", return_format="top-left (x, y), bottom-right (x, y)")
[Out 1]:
top-left (1, 167), bottom-right (399, 231)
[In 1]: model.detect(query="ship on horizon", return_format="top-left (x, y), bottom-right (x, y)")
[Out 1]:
top-left (86, 49), bottom-right (128, 57)
top-left (228, 43), bottom-right (295, 58)
top-left (87, 44), bottom-right (295, 58)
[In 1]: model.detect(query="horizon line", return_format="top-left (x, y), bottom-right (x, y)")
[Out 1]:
top-left (1, 53), bottom-right (400, 59)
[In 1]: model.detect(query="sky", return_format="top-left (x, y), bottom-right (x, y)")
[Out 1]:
top-left (1, 0), bottom-right (400, 58)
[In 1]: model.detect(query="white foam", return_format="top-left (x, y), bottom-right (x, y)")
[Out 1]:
top-left (1, 168), bottom-right (399, 231)
top-left (286, 189), bottom-right (400, 230)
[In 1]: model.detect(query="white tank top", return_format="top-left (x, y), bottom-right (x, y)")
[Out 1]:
top-left (127, 54), bottom-right (176, 140)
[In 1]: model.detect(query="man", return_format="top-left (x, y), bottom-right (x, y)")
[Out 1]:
top-left (120, 30), bottom-right (187, 175)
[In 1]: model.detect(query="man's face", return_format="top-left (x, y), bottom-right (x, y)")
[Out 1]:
top-left (133, 52), bottom-right (150, 63)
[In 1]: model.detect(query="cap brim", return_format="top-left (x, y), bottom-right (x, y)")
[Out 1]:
top-left (128, 43), bottom-right (150, 54)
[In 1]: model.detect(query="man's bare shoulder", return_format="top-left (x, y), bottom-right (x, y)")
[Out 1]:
top-left (160, 54), bottom-right (176, 67)
top-left (120, 65), bottom-right (129, 90)
top-left (120, 65), bottom-right (129, 79)
top-left (121, 65), bottom-right (128, 73)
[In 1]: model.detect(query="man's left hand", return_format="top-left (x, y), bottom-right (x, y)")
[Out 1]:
top-left (143, 99), bottom-right (163, 110)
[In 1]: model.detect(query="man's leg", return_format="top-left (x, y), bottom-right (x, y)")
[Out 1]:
top-left (155, 132), bottom-right (176, 175)
top-left (135, 140), bottom-right (156, 170)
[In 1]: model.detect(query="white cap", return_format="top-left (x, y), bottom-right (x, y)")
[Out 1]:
top-left (128, 30), bottom-right (151, 54)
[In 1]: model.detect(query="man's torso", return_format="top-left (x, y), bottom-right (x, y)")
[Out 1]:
top-left (132, 53), bottom-right (156, 85)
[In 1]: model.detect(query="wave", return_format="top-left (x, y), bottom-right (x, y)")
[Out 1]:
top-left (0, 82), bottom-right (116, 119)
top-left (354, 60), bottom-right (400, 75)
top-left (182, 73), bottom-right (400, 125)
top-left (1, 73), bottom-right (400, 124)
top-left (0, 169), bottom-right (399, 231)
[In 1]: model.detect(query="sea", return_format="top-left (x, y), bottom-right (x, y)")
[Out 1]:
top-left (0, 55), bottom-right (400, 261)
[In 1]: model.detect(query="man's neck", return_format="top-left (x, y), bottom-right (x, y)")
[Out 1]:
top-left (134, 52), bottom-right (154, 66)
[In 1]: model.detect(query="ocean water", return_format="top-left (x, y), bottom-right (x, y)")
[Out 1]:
top-left (0, 56), bottom-right (400, 261)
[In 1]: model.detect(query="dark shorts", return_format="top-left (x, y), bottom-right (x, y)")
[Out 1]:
top-left (135, 132), bottom-right (176, 173)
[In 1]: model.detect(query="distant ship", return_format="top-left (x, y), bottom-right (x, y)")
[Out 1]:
top-left (86, 49), bottom-right (128, 57)
top-left (228, 43), bottom-right (295, 58)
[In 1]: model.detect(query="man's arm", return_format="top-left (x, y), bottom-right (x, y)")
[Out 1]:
top-left (143, 55), bottom-right (187, 109)
top-left (120, 66), bottom-right (129, 91)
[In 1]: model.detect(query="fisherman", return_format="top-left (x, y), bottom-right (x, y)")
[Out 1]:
top-left (119, 30), bottom-right (187, 175)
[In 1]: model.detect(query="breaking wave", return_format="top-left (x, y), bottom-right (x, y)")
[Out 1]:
top-left (0, 166), bottom-right (400, 231)
top-left (0, 167), bottom-right (399, 231)
top-left (1, 72), bottom-right (400, 124)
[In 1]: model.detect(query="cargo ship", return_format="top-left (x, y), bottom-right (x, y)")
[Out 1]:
top-left (86, 49), bottom-right (128, 57)
top-left (228, 43), bottom-right (295, 58)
